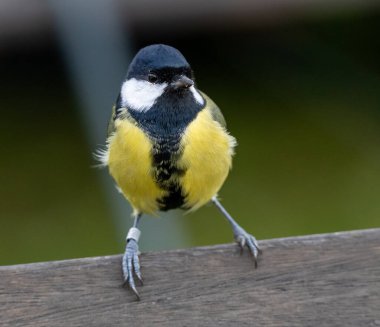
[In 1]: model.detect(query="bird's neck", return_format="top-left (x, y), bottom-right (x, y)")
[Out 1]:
top-left (128, 91), bottom-right (203, 140)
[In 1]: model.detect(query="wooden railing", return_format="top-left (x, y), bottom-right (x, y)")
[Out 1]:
top-left (1, 228), bottom-right (379, 326)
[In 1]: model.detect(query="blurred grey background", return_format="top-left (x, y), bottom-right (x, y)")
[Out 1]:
top-left (1, 0), bottom-right (380, 265)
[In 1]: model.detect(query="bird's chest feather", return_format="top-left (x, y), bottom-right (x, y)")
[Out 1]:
top-left (178, 109), bottom-right (235, 210)
top-left (107, 119), bottom-right (166, 214)
top-left (107, 108), bottom-right (234, 213)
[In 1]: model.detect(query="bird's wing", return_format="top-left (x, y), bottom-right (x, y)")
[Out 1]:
top-left (107, 105), bottom-right (117, 138)
top-left (200, 91), bottom-right (227, 128)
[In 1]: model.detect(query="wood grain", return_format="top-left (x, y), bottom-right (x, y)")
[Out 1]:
top-left (1, 229), bottom-right (380, 326)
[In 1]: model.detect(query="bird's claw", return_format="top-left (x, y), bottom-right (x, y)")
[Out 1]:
top-left (234, 225), bottom-right (261, 267)
top-left (122, 239), bottom-right (142, 300)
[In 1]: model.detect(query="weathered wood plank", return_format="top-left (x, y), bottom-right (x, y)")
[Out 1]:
top-left (1, 229), bottom-right (380, 326)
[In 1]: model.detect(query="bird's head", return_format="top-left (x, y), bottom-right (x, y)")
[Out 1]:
top-left (119, 44), bottom-right (204, 112)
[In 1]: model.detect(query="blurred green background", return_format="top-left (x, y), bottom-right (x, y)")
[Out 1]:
top-left (1, 2), bottom-right (380, 265)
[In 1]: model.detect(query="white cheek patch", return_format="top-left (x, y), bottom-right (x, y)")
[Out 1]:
top-left (121, 78), bottom-right (167, 112)
top-left (190, 86), bottom-right (205, 106)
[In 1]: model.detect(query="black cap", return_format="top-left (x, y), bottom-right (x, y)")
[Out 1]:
top-left (126, 44), bottom-right (190, 79)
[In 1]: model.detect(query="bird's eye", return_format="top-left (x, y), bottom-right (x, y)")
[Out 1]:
top-left (148, 73), bottom-right (158, 83)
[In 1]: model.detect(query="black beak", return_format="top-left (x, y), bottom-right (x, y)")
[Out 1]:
top-left (171, 75), bottom-right (194, 90)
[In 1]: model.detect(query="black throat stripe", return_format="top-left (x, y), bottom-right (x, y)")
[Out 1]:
top-left (127, 89), bottom-right (203, 137)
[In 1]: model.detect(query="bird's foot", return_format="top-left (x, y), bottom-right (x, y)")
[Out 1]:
top-left (122, 239), bottom-right (143, 300)
top-left (233, 224), bottom-right (262, 267)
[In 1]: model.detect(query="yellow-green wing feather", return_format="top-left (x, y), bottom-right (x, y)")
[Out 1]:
top-left (107, 105), bottom-right (117, 137)
top-left (200, 91), bottom-right (226, 128)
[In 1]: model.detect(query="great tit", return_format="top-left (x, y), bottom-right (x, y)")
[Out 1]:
top-left (98, 44), bottom-right (261, 299)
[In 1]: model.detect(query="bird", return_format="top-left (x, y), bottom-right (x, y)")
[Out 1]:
top-left (97, 44), bottom-right (261, 300)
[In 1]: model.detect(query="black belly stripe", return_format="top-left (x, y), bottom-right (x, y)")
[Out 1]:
top-left (152, 137), bottom-right (186, 211)
top-left (157, 184), bottom-right (185, 211)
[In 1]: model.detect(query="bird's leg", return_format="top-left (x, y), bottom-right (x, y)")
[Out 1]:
top-left (122, 212), bottom-right (143, 300)
top-left (212, 196), bottom-right (261, 267)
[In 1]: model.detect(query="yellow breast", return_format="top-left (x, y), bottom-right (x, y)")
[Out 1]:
top-left (107, 108), bottom-right (235, 215)
top-left (179, 108), bottom-right (236, 211)
top-left (107, 119), bottom-right (165, 214)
